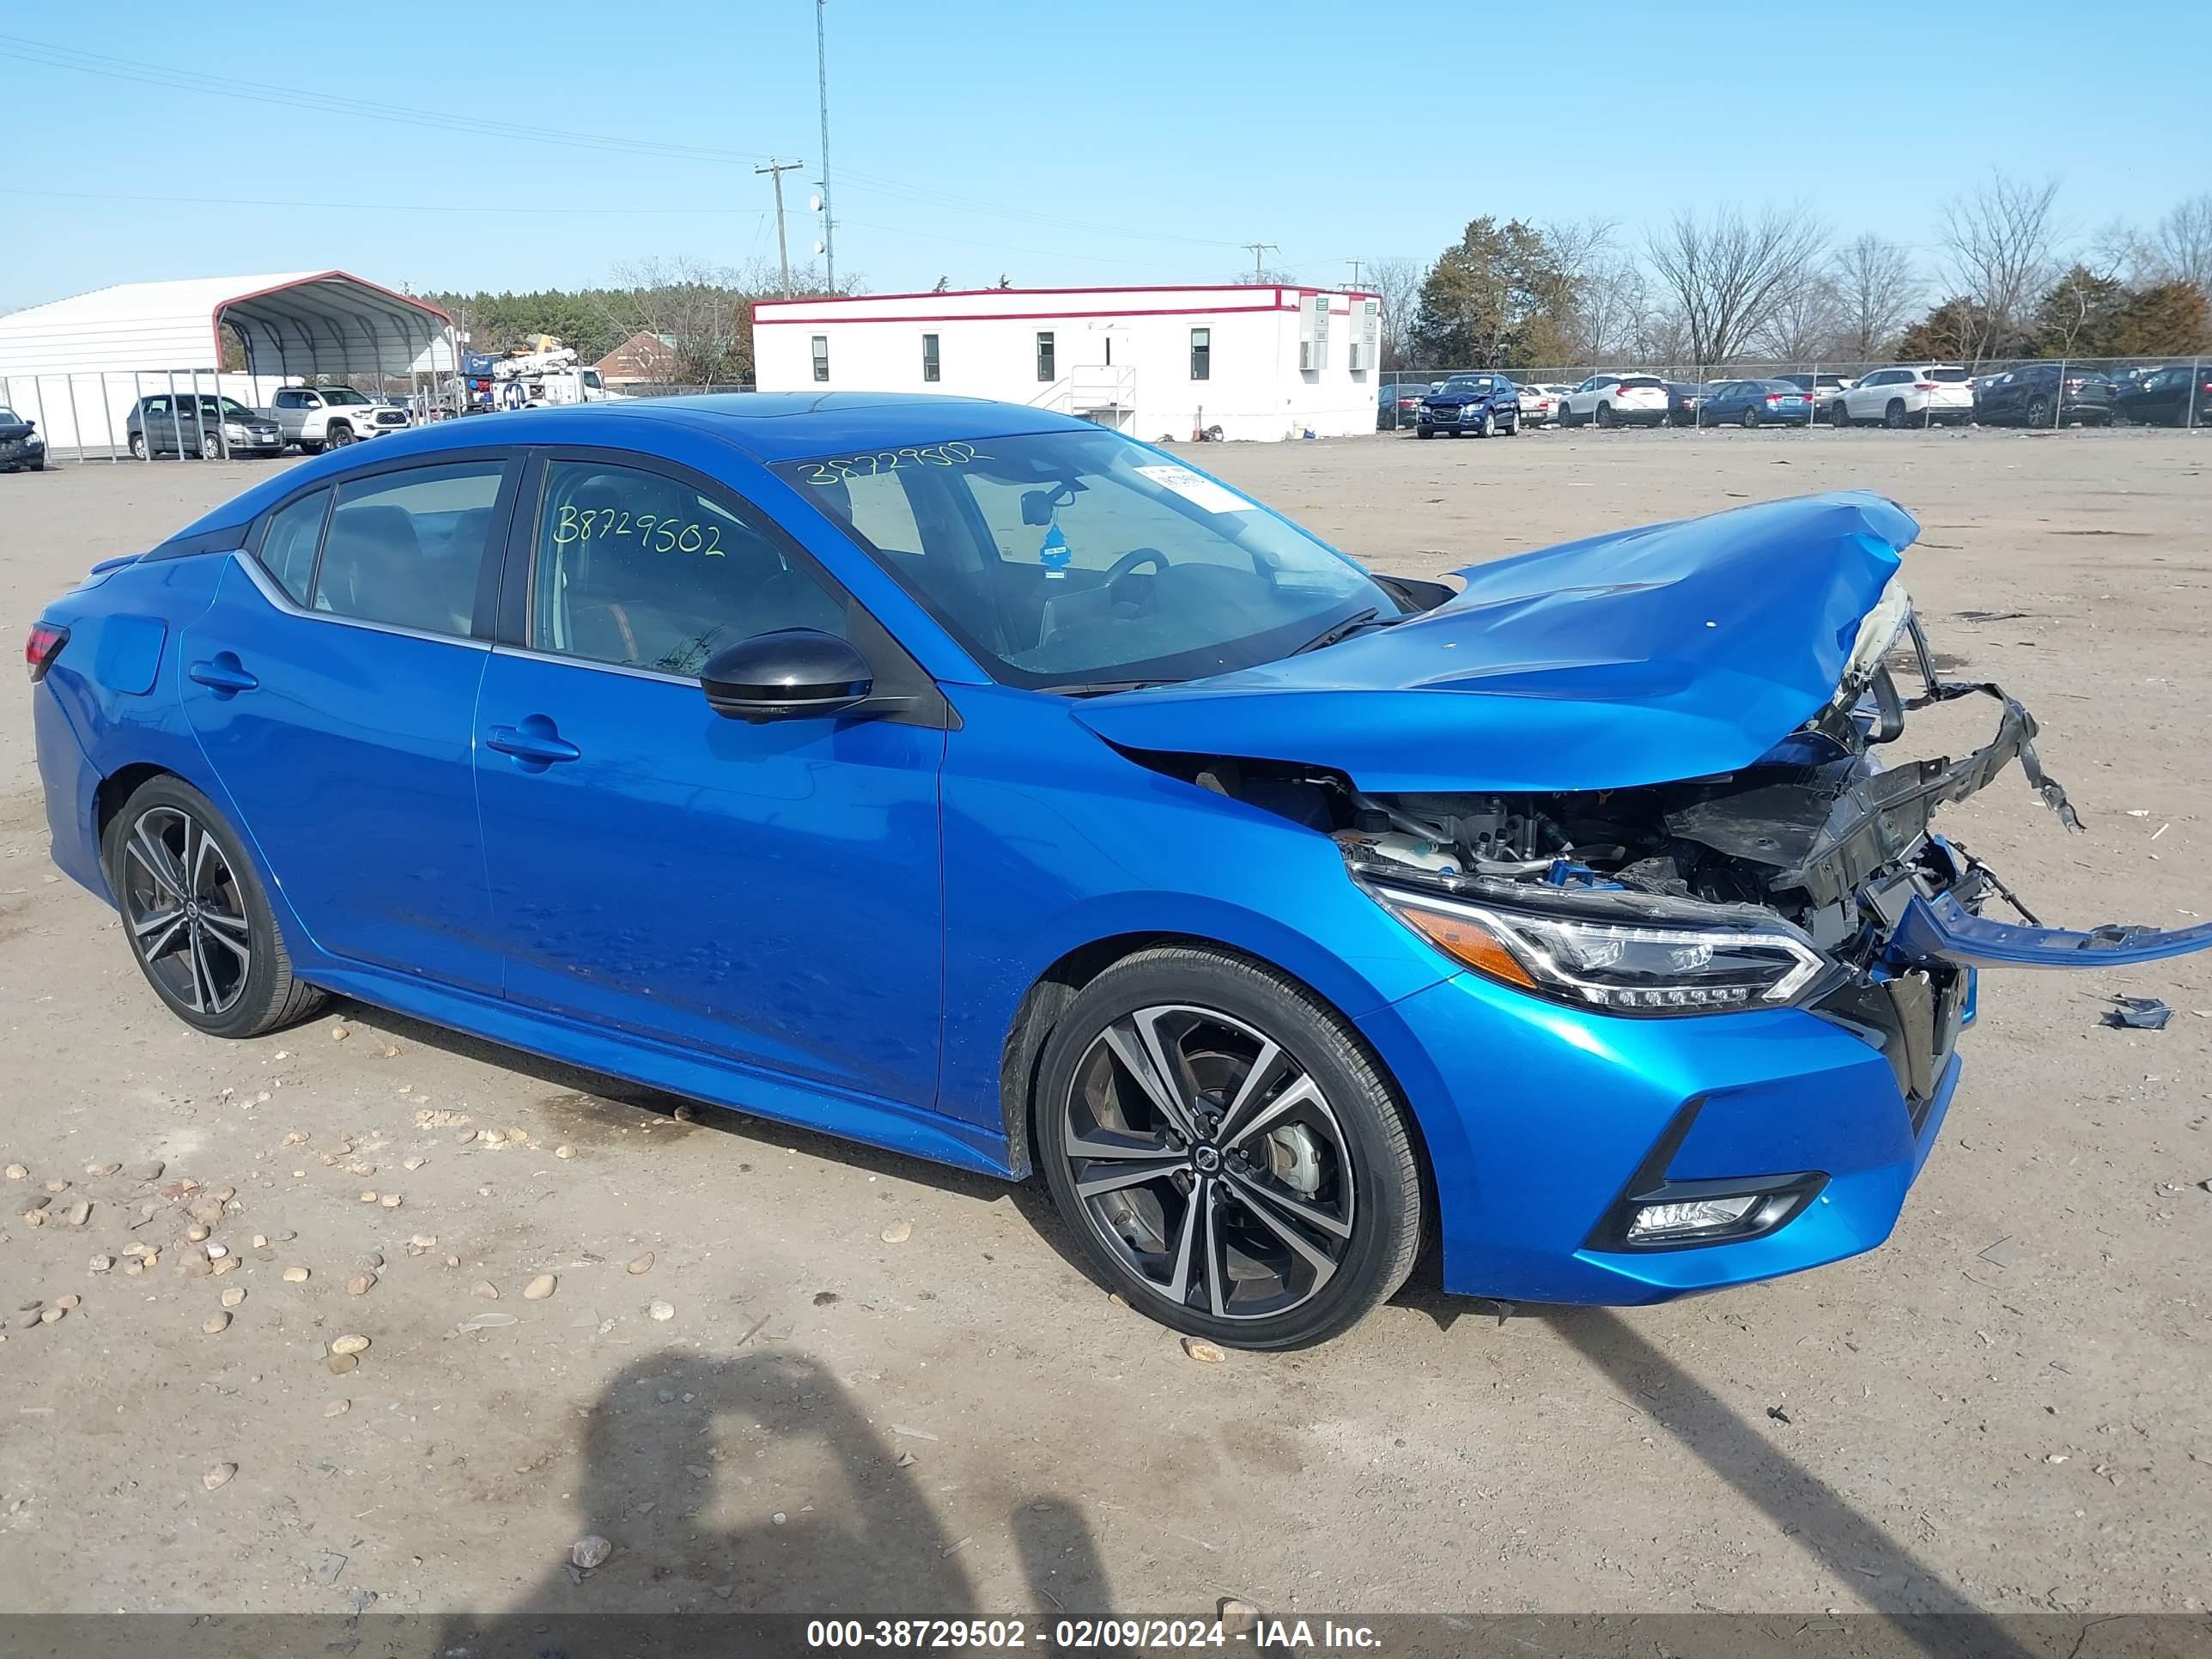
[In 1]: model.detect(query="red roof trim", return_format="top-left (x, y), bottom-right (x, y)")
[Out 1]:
top-left (756, 301), bottom-right (1304, 326)
top-left (210, 269), bottom-right (453, 361)
top-left (754, 282), bottom-right (1376, 310)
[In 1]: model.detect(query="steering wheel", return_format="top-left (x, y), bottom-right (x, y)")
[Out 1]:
top-left (1103, 547), bottom-right (1169, 591)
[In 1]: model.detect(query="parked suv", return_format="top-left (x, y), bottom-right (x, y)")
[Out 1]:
top-left (126, 396), bottom-right (285, 460)
top-left (2111, 364), bottom-right (2212, 426)
top-left (1558, 374), bottom-right (1669, 428)
top-left (1972, 363), bottom-right (2115, 428)
top-left (270, 385), bottom-right (411, 453)
top-left (1833, 366), bottom-right (1974, 428)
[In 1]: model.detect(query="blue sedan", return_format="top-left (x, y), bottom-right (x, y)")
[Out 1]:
top-left (28, 396), bottom-right (2212, 1347)
top-left (1698, 378), bottom-right (1816, 427)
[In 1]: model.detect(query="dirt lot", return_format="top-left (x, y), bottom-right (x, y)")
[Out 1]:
top-left (1, 426), bottom-right (2208, 1624)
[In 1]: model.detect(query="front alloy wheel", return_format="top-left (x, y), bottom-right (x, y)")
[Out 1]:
top-left (1036, 948), bottom-right (1423, 1348)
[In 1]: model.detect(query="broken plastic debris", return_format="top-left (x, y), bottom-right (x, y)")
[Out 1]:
top-left (453, 1312), bottom-right (520, 1334)
top-left (2102, 996), bottom-right (2172, 1032)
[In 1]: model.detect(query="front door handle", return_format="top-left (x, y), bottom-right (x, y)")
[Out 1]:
top-left (188, 653), bottom-right (258, 695)
top-left (487, 718), bottom-right (581, 766)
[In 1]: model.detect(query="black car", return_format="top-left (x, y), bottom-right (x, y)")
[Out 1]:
top-left (2111, 363), bottom-right (2212, 427)
top-left (1377, 382), bottom-right (1429, 430)
top-left (0, 405), bottom-right (46, 472)
top-left (1663, 382), bottom-right (1705, 427)
top-left (1972, 362), bottom-right (2115, 428)
top-left (126, 394), bottom-right (286, 460)
top-left (1418, 374), bottom-right (1521, 438)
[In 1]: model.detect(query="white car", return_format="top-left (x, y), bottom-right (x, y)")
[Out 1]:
top-left (270, 385), bottom-right (412, 453)
top-left (1557, 373), bottom-right (1670, 428)
top-left (1514, 383), bottom-right (1558, 425)
top-left (1832, 365), bottom-right (1974, 428)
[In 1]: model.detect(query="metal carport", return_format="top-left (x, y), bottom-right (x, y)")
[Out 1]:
top-left (0, 270), bottom-right (456, 459)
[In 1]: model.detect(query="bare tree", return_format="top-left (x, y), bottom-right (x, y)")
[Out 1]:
top-left (1361, 256), bottom-right (1424, 368)
top-left (1830, 233), bottom-right (1921, 360)
top-left (1752, 275), bottom-right (1844, 362)
top-left (1536, 217), bottom-right (1646, 364)
top-left (603, 257), bottom-right (749, 384)
top-left (1938, 172), bottom-right (2064, 363)
top-left (2145, 192), bottom-right (2212, 300)
top-left (1644, 204), bottom-right (1828, 366)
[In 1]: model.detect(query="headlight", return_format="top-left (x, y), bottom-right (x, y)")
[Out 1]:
top-left (1366, 884), bottom-right (1832, 1015)
top-left (222, 423), bottom-right (249, 438)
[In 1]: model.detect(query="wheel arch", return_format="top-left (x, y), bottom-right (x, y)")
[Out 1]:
top-left (994, 931), bottom-right (1437, 1235)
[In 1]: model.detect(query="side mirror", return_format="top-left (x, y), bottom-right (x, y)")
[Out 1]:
top-left (699, 629), bottom-right (873, 724)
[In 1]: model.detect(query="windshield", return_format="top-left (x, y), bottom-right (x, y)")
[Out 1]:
top-left (1440, 378), bottom-right (1496, 394)
top-left (0, 408), bottom-right (18, 424)
top-left (775, 428), bottom-right (1395, 691)
top-left (320, 387), bottom-right (374, 405)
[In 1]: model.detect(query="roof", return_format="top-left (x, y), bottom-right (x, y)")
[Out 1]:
top-left (753, 283), bottom-right (1382, 326)
top-left (593, 331), bottom-right (682, 381)
top-left (155, 393), bottom-right (1100, 544)
top-left (0, 270), bottom-right (453, 378)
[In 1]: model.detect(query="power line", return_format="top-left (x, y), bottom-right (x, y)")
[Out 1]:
top-left (0, 185), bottom-right (766, 218)
top-left (752, 161), bottom-right (805, 297)
top-left (1243, 242), bottom-right (1279, 279)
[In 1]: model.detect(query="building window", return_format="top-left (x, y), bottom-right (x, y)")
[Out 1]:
top-left (1036, 331), bottom-right (1055, 383)
top-left (921, 333), bottom-right (940, 382)
top-left (1190, 327), bottom-right (1211, 381)
top-left (811, 335), bottom-right (830, 383)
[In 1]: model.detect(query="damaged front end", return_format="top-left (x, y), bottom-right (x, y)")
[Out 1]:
top-left (1162, 579), bottom-right (2209, 1123)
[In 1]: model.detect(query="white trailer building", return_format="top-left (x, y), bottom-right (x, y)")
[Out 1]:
top-left (751, 284), bottom-right (1381, 443)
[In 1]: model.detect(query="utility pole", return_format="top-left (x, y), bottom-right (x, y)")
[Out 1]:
top-left (755, 158), bottom-right (803, 297)
top-left (816, 0), bottom-right (837, 292)
top-left (1242, 241), bottom-right (1279, 282)
top-left (1346, 258), bottom-right (1364, 288)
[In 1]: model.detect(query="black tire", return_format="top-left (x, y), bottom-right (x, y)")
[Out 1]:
top-left (128, 431), bottom-right (149, 460)
top-left (1415, 426), bottom-right (1433, 439)
top-left (325, 424), bottom-right (353, 448)
top-left (102, 775), bottom-right (325, 1039)
top-left (1883, 398), bottom-right (1907, 429)
top-left (1595, 403), bottom-right (1616, 428)
top-left (301, 440), bottom-right (324, 454)
top-left (1477, 409), bottom-right (1495, 438)
top-left (2026, 394), bottom-right (2051, 429)
top-left (1034, 946), bottom-right (1424, 1350)
top-left (200, 429), bottom-right (223, 461)
top-left (1741, 404), bottom-right (1759, 428)
top-left (1503, 416), bottom-right (1520, 435)
top-left (1829, 402), bottom-right (1850, 427)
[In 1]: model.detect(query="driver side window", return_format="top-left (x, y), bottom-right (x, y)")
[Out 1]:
top-left (530, 459), bottom-right (848, 678)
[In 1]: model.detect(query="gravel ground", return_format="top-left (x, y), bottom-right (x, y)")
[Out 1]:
top-left (0, 426), bottom-right (2207, 1621)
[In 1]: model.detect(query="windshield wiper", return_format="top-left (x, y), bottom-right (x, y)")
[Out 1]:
top-left (1038, 678), bottom-right (1175, 698)
top-left (1287, 606), bottom-right (1403, 658)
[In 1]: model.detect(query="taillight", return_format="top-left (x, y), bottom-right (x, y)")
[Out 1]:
top-left (1766, 394), bottom-right (1782, 404)
top-left (25, 622), bottom-right (69, 683)
top-left (1914, 381), bottom-right (1937, 391)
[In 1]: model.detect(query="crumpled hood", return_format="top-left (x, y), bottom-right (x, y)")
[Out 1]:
top-left (1074, 490), bottom-right (1917, 793)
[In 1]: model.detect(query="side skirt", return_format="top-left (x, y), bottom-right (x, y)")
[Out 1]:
top-left (301, 963), bottom-right (1016, 1180)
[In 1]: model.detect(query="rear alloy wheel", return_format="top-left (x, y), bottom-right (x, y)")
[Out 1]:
top-left (1884, 398), bottom-right (1908, 429)
top-left (1741, 404), bottom-right (1760, 428)
top-left (105, 776), bottom-right (324, 1039)
top-left (1595, 402), bottom-right (1616, 428)
top-left (129, 432), bottom-right (149, 460)
top-left (200, 429), bottom-right (223, 461)
top-left (1036, 948), bottom-right (1422, 1349)
top-left (2026, 394), bottom-right (2052, 428)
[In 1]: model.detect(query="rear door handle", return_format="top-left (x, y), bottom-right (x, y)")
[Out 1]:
top-left (188, 654), bottom-right (258, 694)
top-left (487, 720), bottom-right (581, 766)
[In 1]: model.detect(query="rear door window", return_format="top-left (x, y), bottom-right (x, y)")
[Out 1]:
top-left (258, 488), bottom-right (331, 605)
top-left (313, 462), bottom-right (505, 636)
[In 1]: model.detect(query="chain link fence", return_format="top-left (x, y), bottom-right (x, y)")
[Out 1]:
top-left (1377, 356), bottom-right (2208, 431)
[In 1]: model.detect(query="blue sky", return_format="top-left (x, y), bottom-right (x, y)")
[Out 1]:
top-left (3, 0), bottom-right (2206, 313)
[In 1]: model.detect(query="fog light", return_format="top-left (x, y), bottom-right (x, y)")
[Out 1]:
top-left (1626, 1195), bottom-right (1759, 1240)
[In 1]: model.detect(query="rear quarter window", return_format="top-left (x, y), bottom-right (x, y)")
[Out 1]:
top-left (258, 489), bottom-right (331, 604)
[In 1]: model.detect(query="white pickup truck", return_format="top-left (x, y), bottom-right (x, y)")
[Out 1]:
top-left (268, 385), bottom-right (412, 453)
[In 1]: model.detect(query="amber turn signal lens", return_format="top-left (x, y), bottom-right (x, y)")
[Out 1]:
top-left (1394, 902), bottom-right (1538, 988)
